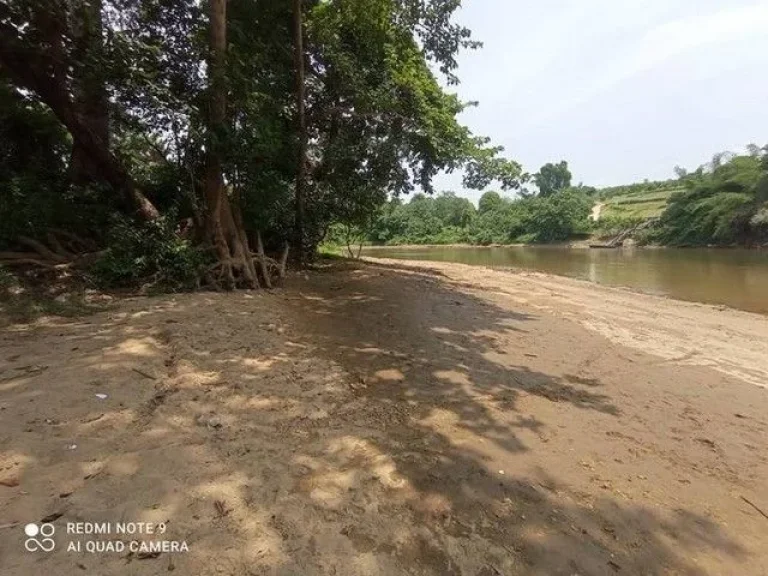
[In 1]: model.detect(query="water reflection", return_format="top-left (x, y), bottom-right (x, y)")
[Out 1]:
top-left (362, 246), bottom-right (768, 314)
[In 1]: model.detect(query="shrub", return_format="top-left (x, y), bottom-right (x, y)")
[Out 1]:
top-left (593, 215), bottom-right (645, 238)
top-left (92, 216), bottom-right (210, 291)
top-left (520, 189), bottom-right (592, 242)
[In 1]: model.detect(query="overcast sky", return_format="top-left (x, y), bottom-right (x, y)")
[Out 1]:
top-left (433, 0), bottom-right (768, 202)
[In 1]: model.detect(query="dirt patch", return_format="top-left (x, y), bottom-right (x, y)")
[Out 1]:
top-left (1, 260), bottom-right (767, 575)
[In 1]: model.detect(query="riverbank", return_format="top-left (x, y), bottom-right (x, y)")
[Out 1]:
top-left (361, 241), bottom-right (592, 249)
top-left (361, 245), bottom-right (768, 314)
top-left (362, 242), bottom-right (768, 250)
top-left (362, 257), bottom-right (768, 387)
top-left (1, 259), bottom-right (767, 575)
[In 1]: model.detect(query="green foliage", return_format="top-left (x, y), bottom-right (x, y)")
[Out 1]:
top-left (304, 0), bottom-right (523, 247)
top-left (478, 191), bottom-right (503, 215)
top-left (517, 189), bottom-right (592, 242)
top-left (593, 215), bottom-right (646, 238)
top-left (367, 188), bottom-right (593, 246)
top-left (652, 152), bottom-right (768, 246)
top-left (92, 216), bottom-right (211, 291)
top-left (599, 179), bottom-right (682, 200)
top-left (1, 0), bottom-right (525, 276)
top-left (368, 192), bottom-right (474, 245)
top-left (469, 204), bottom-right (520, 245)
top-left (468, 190), bottom-right (592, 244)
top-left (534, 161), bottom-right (572, 197)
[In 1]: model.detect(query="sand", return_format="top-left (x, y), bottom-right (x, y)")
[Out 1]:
top-left (1, 258), bottom-right (766, 575)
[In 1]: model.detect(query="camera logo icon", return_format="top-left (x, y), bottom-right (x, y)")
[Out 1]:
top-left (24, 523), bottom-right (55, 552)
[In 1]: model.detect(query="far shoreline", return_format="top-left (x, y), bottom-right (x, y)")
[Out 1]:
top-left (354, 248), bottom-right (768, 316)
top-left (360, 242), bottom-right (766, 250)
top-left (360, 255), bottom-right (768, 319)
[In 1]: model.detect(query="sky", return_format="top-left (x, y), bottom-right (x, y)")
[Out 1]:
top-left (433, 0), bottom-right (768, 203)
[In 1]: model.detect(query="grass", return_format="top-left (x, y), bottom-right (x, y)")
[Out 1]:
top-left (601, 188), bottom-right (681, 220)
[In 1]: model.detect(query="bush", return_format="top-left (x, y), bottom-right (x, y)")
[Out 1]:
top-left (651, 153), bottom-right (767, 246)
top-left (653, 188), bottom-right (754, 245)
top-left (92, 216), bottom-right (211, 291)
top-left (593, 215), bottom-right (645, 238)
top-left (518, 189), bottom-right (592, 242)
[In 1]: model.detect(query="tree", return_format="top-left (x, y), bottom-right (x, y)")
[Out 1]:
top-left (654, 152), bottom-right (768, 246)
top-left (434, 192), bottom-right (475, 228)
top-left (69, 0), bottom-right (109, 185)
top-left (0, 0), bottom-right (160, 221)
top-left (478, 191), bottom-right (503, 214)
top-left (0, 0), bottom-right (528, 288)
top-left (203, 0), bottom-right (257, 288)
top-left (292, 0), bottom-right (307, 264)
top-left (521, 189), bottom-right (591, 242)
top-left (534, 161), bottom-right (572, 197)
top-left (673, 165), bottom-right (688, 179)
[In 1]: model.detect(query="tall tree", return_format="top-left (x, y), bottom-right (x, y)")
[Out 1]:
top-left (69, 0), bottom-right (109, 185)
top-left (292, 0), bottom-right (307, 264)
top-left (0, 0), bottom-right (159, 220)
top-left (204, 0), bottom-right (257, 288)
top-left (534, 161), bottom-right (572, 197)
top-left (0, 0), bottom-right (527, 286)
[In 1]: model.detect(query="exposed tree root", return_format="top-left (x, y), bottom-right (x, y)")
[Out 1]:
top-left (255, 232), bottom-right (271, 289)
top-left (279, 243), bottom-right (290, 280)
top-left (0, 230), bottom-right (105, 276)
top-left (1, 230), bottom-right (288, 293)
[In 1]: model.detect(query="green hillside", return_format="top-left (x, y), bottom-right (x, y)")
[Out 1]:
top-left (600, 188), bottom-right (682, 220)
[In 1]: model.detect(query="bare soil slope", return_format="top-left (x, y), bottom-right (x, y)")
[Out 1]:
top-left (1, 260), bottom-right (767, 575)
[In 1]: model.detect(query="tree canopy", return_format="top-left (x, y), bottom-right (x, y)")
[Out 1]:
top-left (651, 151), bottom-right (768, 246)
top-left (364, 188), bottom-right (593, 247)
top-left (0, 0), bottom-right (522, 288)
top-left (534, 161), bottom-right (572, 197)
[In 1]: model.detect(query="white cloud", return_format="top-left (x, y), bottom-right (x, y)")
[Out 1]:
top-left (519, 1), bottom-right (768, 128)
top-left (620, 2), bottom-right (768, 82)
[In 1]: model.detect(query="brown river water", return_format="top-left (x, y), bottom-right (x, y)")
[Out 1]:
top-left (362, 245), bottom-right (768, 314)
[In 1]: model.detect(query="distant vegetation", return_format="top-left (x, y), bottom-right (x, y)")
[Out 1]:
top-left (650, 152), bottom-right (768, 246)
top-left (339, 160), bottom-right (594, 247)
top-left (594, 149), bottom-right (768, 246)
top-left (360, 188), bottom-right (593, 246)
top-left (601, 189), bottom-right (679, 220)
top-left (326, 147), bottom-right (768, 251)
top-left (593, 188), bottom-right (680, 238)
top-left (598, 178), bottom-right (682, 200)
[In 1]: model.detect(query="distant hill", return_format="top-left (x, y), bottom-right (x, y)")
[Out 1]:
top-left (598, 179), bottom-right (681, 199)
top-left (596, 179), bottom-right (683, 221)
top-left (600, 188), bottom-right (683, 220)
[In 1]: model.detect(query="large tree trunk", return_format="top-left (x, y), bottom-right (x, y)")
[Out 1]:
top-left (204, 0), bottom-right (257, 289)
top-left (0, 13), bottom-right (159, 221)
top-left (69, 0), bottom-right (110, 185)
top-left (292, 0), bottom-right (307, 265)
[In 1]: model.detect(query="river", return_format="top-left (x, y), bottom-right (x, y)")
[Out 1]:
top-left (361, 245), bottom-right (768, 314)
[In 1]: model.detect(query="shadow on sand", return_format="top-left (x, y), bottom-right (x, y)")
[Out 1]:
top-left (0, 260), bottom-right (749, 575)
